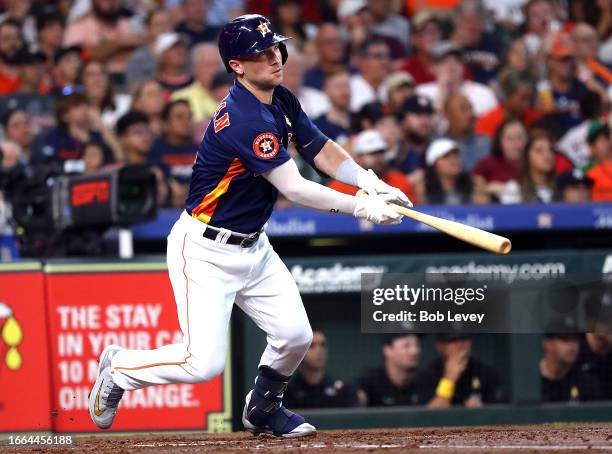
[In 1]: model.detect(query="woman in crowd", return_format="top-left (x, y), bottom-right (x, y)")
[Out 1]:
top-left (500, 134), bottom-right (557, 204)
top-left (1, 109), bottom-right (33, 163)
top-left (78, 59), bottom-right (131, 128)
top-left (473, 119), bottom-right (527, 202)
top-left (131, 79), bottom-right (165, 137)
top-left (425, 138), bottom-right (473, 205)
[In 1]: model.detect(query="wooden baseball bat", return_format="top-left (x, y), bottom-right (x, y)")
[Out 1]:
top-left (357, 190), bottom-right (512, 255)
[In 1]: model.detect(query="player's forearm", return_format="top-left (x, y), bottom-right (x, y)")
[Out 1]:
top-left (265, 160), bottom-right (357, 215)
top-left (313, 139), bottom-right (356, 180)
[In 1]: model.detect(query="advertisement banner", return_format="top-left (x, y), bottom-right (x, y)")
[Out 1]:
top-left (0, 263), bottom-right (51, 431)
top-left (44, 263), bottom-right (231, 432)
top-left (285, 249), bottom-right (612, 295)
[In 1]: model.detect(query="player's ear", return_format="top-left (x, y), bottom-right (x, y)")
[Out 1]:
top-left (229, 60), bottom-right (244, 76)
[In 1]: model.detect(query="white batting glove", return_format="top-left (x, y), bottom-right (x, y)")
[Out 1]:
top-left (357, 169), bottom-right (413, 208)
top-left (353, 193), bottom-right (404, 225)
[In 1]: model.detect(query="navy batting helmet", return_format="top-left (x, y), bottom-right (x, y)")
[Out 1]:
top-left (218, 14), bottom-right (289, 73)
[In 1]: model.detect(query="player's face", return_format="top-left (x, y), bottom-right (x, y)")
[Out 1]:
top-left (303, 331), bottom-right (328, 370)
top-left (385, 335), bottom-right (420, 371)
top-left (549, 338), bottom-right (580, 365)
top-left (437, 338), bottom-right (471, 360)
top-left (235, 44), bottom-right (284, 89)
top-left (586, 332), bottom-right (612, 351)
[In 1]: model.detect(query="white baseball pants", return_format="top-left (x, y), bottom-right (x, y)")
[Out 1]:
top-left (110, 211), bottom-right (313, 391)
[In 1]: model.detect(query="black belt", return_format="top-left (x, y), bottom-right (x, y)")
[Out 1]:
top-left (202, 226), bottom-right (261, 248)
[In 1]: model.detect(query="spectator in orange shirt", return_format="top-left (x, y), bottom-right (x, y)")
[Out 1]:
top-left (0, 19), bottom-right (23, 96)
top-left (475, 70), bottom-right (540, 138)
top-left (586, 121), bottom-right (612, 201)
top-left (328, 129), bottom-right (415, 201)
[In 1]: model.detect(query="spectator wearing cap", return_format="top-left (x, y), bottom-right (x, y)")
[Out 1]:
top-left (63, 0), bottom-right (144, 76)
top-left (328, 129), bottom-right (414, 200)
top-left (51, 45), bottom-right (84, 94)
top-left (303, 23), bottom-right (348, 91)
top-left (425, 138), bottom-right (473, 205)
top-left (587, 120), bottom-right (612, 201)
top-left (449, 0), bottom-right (503, 84)
top-left (416, 334), bottom-right (507, 408)
top-left (172, 43), bottom-right (223, 125)
top-left (354, 102), bottom-right (403, 162)
top-left (0, 51), bottom-right (55, 134)
top-left (314, 71), bottom-right (352, 145)
top-left (13, 49), bottom-right (49, 94)
top-left (384, 72), bottom-right (415, 118)
top-left (35, 7), bottom-right (66, 75)
top-left (282, 46), bottom-right (330, 119)
top-left (355, 334), bottom-right (422, 406)
top-left (558, 90), bottom-right (604, 169)
top-left (125, 8), bottom-right (173, 91)
top-left (473, 119), bottom-right (527, 202)
top-left (284, 329), bottom-right (361, 409)
top-left (540, 333), bottom-right (602, 402)
top-left (148, 100), bottom-right (197, 207)
top-left (556, 169), bottom-right (593, 202)
top-left (441, 93), bottom-right (491, 171)
top-left (350, 38), bottom-right (392, 113)
top-left (396, 11), bottom-right (441, 85)
top-left (155, 32), bottom-right (193, 98)
top-left (175, 0), bottom-right (220, 48)
top-left (499, 134), bottom-right (556, 203)
top-left (31, 91), bottom-right (114, 166)
top-left (0, 19), bottom-right (24, 96)
top-left (415, 41), bottom-right (497, 117)
top-left (536, 32), bottom-right (589, 132)
top-left (475, 70), bottom-right (540, 139)
top-left (131, 80), bottom-right (165, 137)
top-left (0, 109), bottom-right (33, 163)
top-left (394, 94), bottom-right (436, 176)
top-left (364, 0), bottom-right (410, 52)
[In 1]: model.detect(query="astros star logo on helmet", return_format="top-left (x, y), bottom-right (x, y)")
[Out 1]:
top-left (253, 133), bottom-right (279, 159)
top-left (256, 21), bottom-right (271, 37)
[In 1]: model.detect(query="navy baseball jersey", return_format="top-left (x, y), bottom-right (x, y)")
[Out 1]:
top-left (186, 80), bottom-right (326, 233)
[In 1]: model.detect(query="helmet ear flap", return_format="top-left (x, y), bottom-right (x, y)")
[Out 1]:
top-left (279, 42), bottom-right (288, 65)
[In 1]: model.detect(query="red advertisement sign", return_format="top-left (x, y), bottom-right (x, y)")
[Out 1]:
top-left (45, 268), bottom-right (231, 432)
top-left (0, 268), bottom-right (52, 431)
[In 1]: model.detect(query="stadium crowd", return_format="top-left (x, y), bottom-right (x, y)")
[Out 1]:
top-left (0, 0), bottom-right (610, 410)
top-left (1, 0), bottom-right (612, 217)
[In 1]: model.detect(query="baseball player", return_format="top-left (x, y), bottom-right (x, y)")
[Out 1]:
top-left (89, 14), bottom-right (411, 438)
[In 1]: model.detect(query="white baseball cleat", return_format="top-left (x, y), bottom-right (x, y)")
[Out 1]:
top-left (88, 344), bottom-right (125, 430)
top-left (242, 390), bottom-right (317, 438)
